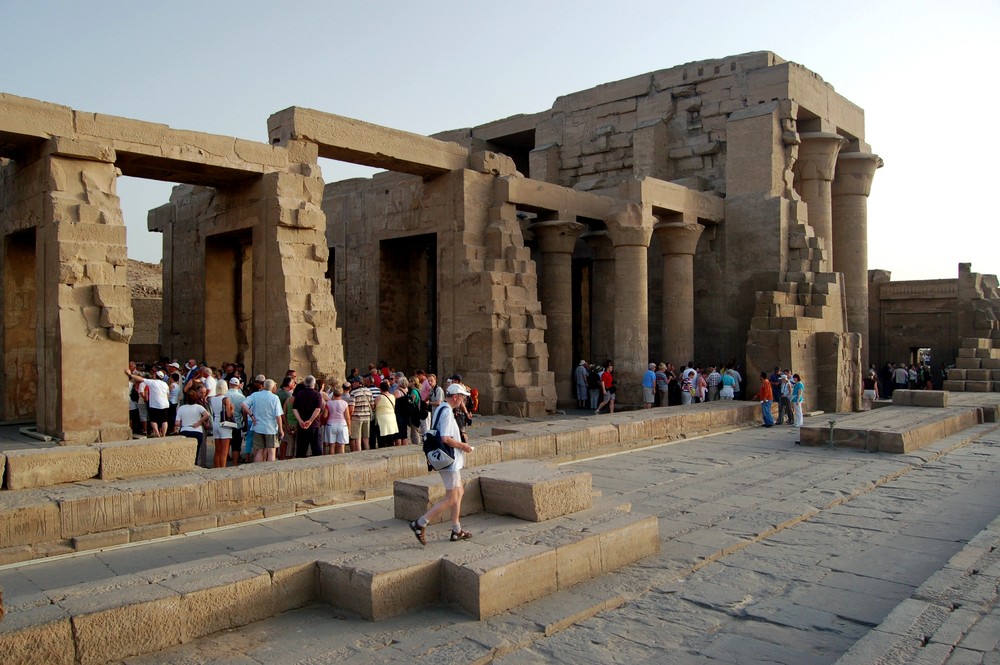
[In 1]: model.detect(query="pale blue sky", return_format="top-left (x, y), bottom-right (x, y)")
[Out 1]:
top-left (2, 0), bottom-right (997, 281)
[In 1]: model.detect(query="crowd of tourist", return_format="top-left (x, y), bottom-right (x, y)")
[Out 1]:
top-left (125, 358), bottom-right (478, 468)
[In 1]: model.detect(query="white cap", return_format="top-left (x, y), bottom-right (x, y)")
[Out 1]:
top-left (446, 383), bottom-right (470, 397)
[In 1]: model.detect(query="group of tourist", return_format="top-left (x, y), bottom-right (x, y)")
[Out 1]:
top-left (126, 358), bottom-right (478, 469)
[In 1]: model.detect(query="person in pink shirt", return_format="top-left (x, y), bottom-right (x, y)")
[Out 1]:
top-left (323, 386), bottom-right (351, 455)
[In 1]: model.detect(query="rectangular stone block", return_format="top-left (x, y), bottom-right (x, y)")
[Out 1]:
top-left (982, 359), bottom-right (1000, 370)
top-left (496, 433), bottom-right (557, 461)
top-left (597, 514), bottom-right (660, 572)
top-left (956, 358), bottom-right (982, 370)
top-left (73, 528), bottom-right (130, 551)
top-left (908, 391), bottom-right (949, 408)
top-left (958, 347), bottom-right (977, 358)
top-left (318, 553), bottom-right (440, 621)
top-left (4, 446), bottom-right (100, 490)
top-left (97, 437), bottom-right (197, 480)
top-left (963, 338), bottom-right (990, 349)
top-left (552, 423), bottom-right (619, 457)
top-left (129, 523), bottom-right (171, 542)
top-left (392, 472), bottom-right (484, 524)
top-left (946, 369), bottom-right (967, 380)
top-left (975, 348), bottom-right (998, 359)
top-left (0, 608), bottom-right (74, 665)
top-left (268, 560), bottom-right (317, 614)
top-left (942, 380), bottom-right (966, 392)
top-left (479, 460), bottom-right (592, 522)
top-left (64, 584), bottom-right (182, 665)
top-left (171, 515), bottom-right (217, 534)
top-left (442, 545), bottom-right (557, 619)
top-left (966, 369), bottom-right (992, 381)
top-left (164, 566), bottom-right (274, 640)
top-left (890, 390), bottom-right (913, 406)
top-left (965, 381), bottom-right (993, 392)
top-left (0, 495), bottom-right (61, 548)
top-left (0, 545), bottom-right (34, 565)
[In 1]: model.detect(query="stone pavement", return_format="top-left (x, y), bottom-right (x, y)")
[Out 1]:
top-left (3, 413), bottom-right (997, 664)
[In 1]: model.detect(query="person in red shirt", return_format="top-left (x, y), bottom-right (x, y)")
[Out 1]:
top-left (594, 362), bottom-right (616, 415)
top-left (756, 371), bottom-right (774, 427)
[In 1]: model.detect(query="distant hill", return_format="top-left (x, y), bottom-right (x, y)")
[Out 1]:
top-left (127, 258), bottom-right (162, 298)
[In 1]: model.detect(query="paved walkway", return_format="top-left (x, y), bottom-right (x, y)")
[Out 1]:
top-left (3, 416), bottom-right (998, 663)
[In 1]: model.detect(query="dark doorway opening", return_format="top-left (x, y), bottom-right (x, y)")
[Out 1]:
top-left (3, 228), bottom-right (37, 421)
top-left (204, 230), bottom-right (253, 368)
top-left (379, 234), bottom-right (437, 373)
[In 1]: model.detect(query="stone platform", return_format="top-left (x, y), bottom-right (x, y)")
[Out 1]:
top-left (800, 406), bottom-right (983, 453)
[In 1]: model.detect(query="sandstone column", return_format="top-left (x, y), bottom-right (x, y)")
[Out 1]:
top-left (832, 152), bottom-right (882, 368)
top-left (582, 230), bottom-right (615, 365)
top-left (653, 220), bottom-right (704, 365)
top-left (531, 219), bottom-right (585, 406)
top-left (794, 132), bottom-right (844, 270)
top-left (604, 204), bottom-right (654, 407)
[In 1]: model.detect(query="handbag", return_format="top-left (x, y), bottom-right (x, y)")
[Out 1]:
top-left (220, 420), bottom-right (238, 429)
top-left (422, 406), bottom-right (455, 471)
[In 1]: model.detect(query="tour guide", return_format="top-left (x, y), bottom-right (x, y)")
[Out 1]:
top-left (409, 383), bottom-right (475, 544)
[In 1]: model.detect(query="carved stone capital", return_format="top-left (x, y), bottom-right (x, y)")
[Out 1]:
top-left (832, 152), bottom-right (883, 198)
top-left (794, 132), bottom-right (846, 182)
top-left (530, 220), bottom-right (586, 254)
top-left (653, 221), bottom-right (704, 256)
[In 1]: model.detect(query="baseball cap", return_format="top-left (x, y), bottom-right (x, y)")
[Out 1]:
top-left (155, 370), bottom-right (165, 379)
top-left (254, 374), bottom-right (266, 383)
top-left (446, 383), bottom-right (470, 397)
top-left (229, 377), bottom-right (241, 385)
top-left (167, 362), bottom-right (180, 369)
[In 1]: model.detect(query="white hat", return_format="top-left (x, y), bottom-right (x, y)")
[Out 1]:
top-left (446, 383), bottom-right (470, 397)
top-left (229, 377), bottom-right (242, 385)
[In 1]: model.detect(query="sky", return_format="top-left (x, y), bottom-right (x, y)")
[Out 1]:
top-left (2, 0), bottom-right (997, 281)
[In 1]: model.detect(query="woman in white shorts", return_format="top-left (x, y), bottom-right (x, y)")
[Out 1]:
top-left (323, 387), bottom-right (351, 454)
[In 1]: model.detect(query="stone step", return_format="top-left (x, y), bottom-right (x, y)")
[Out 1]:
top-left (799, 405), bottom-right (983, 453)
top-left (0, 500), bottom-right (658, 661)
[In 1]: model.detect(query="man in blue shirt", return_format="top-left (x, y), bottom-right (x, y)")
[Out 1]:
top-left (642, 363), bottom-right (657, 409)
top-left (241, 378), bottom-right (284, 463)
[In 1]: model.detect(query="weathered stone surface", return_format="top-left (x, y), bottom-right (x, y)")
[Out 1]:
top-left (97, 436), bottom-right (197, 480)
top-left (392, 472), bottom-right (485, 524)
top-left (479, 460), bottom-right (592, 521)
top-left (442, 545), bottom-right (558, 619)
top-left (319, 553), bottom-right (441, 621)
top-left (164, 566), bottom-right (273, 640)
top-left (4, 446), bottom-right (100, 489)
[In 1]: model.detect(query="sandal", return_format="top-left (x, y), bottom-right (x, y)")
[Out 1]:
top-left (450, 529), bottom-right (472, 542)
top-left (409, 520), bottom-right (426, 546)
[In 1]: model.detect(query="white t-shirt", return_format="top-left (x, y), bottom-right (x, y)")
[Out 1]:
top-left (176, 404), bottom-right (209, 433)
top-left (142, 378), bottom-right (170, 410)
top-left (204, 375), bottom-right (218, 396)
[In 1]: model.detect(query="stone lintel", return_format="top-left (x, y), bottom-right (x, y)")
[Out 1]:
top-left (530, 220), bottom-right (585, 254)
top-left (832, 152), bottom-right (883, 198)
top-left (795, 132), bottom-right (846, 182)
top-left (267, 106), bottom-right (468, 177)
top-left (653, 221), bottom-right (704, 256)
top-left (496, 176), bottom-right (614, 219)
top-left (47, 137), bottom-right (116, 163)
top-left (622, 177), bottom-right (725, 224)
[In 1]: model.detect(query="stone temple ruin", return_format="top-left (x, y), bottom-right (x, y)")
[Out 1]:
top-left (1, 50), bottom-right (996, 443)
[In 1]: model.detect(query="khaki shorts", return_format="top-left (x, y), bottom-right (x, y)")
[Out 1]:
top-left (252, 433), bottom-right (279, 451)
top-left (350, 418), bottom-right (370, 440)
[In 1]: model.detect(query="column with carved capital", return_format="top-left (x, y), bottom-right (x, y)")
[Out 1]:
top-left (833, 152), bottom-right (882, 367)
top-left (532, 220), bottom-right (585, 406)
top-left (794, 132), bottom-right (845, 270)
top-left (654, 220), bottom-right (704, 365)
top-left (604, 204), bottom-right (654, 407)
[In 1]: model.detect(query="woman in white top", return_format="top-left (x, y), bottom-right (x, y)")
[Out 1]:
top-left (323, 387), bottom-right (351, 455)
top-left (175, 390), bottom-right (211, 467)
top-left (208, 381), bottom-right (234, 469)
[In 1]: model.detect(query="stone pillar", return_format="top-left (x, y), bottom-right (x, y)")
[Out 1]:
top-left (604, 204), bottom-right (654, 407)
top-left (653, 220), bottom-right (704, 365)
top-left (794, 132), bottom-right (844, 270)
top-left (531, 219), bottom-right (585, 406)
top-left (38, 139), bottom-right (133, 442)
top-left (256, 140), bottom-right (344, 380)
top-left (582, 230), bottom-right (615, 365)
top-left (832, 152), bottom-right (882, 367)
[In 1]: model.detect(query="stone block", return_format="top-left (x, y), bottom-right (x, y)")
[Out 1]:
top-left (129, 523), bottom-right (171, 542)
top-left (909, 391), bottom-right (949, 408)
top-left (165, 566), bottom-right (274, 640)
top-left (392, 472), bottom-right (484, 524)
top-left (993, 370), bottom-right (1000, 381)
top-left (0, 545), bottom-right (34, 565)
top-left (965, 381), bottom-right (993, 392)
top-left (479, 461), bottom-right (592, 521)
top-left (4, 446), bottom-right (100, 490)
top-left (496, 433), bottom-right (557, 461)
top-left (597, 514), bottom-right (660, 572)
top-left (97, 436), bottom-right (197, 480)
top-left (966, 369), bottom-right (992, 381)
top-left (171, 515), bottom-right (218, 534)
top-left (318, 552), bottom-right (441, 621)
top-left (946, 369), bottom-right (967, 380)
top-left (955, 358), bottom-right (981, 370)
top-left (0, 606), bottom-right (74, 665)
top-left (267, 560), bottom-right (318, 614)
top-left (983, 359), bottom-right (1000, 370)
top-left (0, 494), bottom-right (61, 548)
top-left (64, 584), bottom-right (182, 665)
top-left (942, 380), bottom-right (966, 392)
top-left (442, 545), bottom-right (557, 619)
top-left (958, 347), bottom-right (977, 358)
top-left (963, 337), bottom-right (990, 349)
top-left (554, 424), bottom-right (619, 457)
top-left (72, 528), bottom-right (130, 551)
